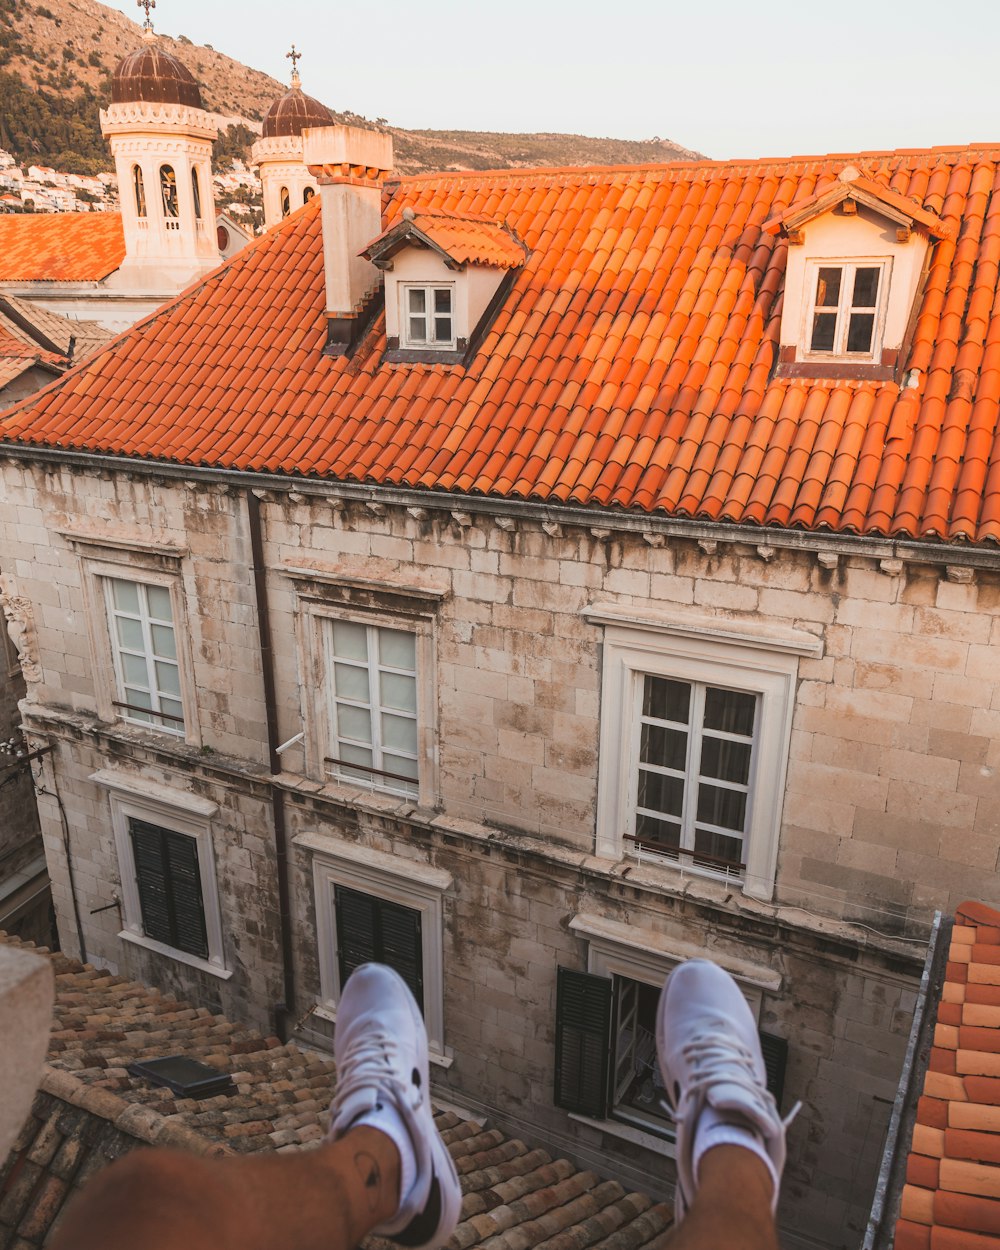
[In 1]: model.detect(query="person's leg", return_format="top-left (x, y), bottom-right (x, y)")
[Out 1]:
top-left (50, 1125), bottom-right (401, 1250)
top-left (51, 963), bottom-right (462, 1250)
top-left (657, 959), bottom-right (796, 1250)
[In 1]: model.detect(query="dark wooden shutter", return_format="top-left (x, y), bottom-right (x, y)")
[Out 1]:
top-left (554, 967), bottom-right (612, 1119)
top-left (129, 819), bottom-right (208, 960)
top-left (335, 886), bottom-right (423, 1012)
top-left (130, 819), bottom-right (172, 947)
top-left (759, 1031), bottom-right (788, 1111)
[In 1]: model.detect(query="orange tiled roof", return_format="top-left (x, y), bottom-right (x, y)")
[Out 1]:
top-left (364, 208), bottom-right (528, 269)
top-left (896, 902), bottom-right (1000, 1250)
top-left (0, 327), bottom-right (63, 390)
top-left (0, 212), bottom-right (126, 282)
top-left (3, 147), bottom-right (1000, 542)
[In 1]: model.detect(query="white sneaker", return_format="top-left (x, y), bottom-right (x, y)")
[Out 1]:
top-left (657, 959), bottom-right (792, 1224)
top-left (329, 964), bottom-right (462, 1249)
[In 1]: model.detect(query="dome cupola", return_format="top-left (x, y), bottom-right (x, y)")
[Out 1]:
top-left (262, 49), bottom-right (334, 138)
top-left (111, 35), bottom-right (203, 110)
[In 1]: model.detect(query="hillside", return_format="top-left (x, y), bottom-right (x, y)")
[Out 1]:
top-left (0, 0), bottom-right (701, 176)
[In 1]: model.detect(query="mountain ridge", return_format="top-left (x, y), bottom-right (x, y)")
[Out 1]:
top-left (0, 0), bottom-right (702, 175)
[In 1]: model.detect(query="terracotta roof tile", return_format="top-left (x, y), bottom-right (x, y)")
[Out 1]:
top-left (897, 904), bottom-right (1000, 1248)
top-left (0, 935), bottom-right (673, 1249)
top-left (0, 213), bottom-right (126, 283)
top-left (4, 148), bottom-right (1000, 541)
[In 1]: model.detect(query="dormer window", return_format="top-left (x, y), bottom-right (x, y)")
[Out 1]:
top-left (404, 286), bottom-right (454, 349)
top-left (806, 260), bottom-right (888, 360)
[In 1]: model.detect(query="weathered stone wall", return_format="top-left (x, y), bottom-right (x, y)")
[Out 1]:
top-left (0, 623), bottom-right (42, 877)
top-left (0, 459), bottom-right (996, 1245)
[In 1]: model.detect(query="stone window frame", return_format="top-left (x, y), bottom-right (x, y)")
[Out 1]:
top-left (566, 912), bottom-right (776, 1157)
top-left (295, 830), bottom-right (453, 1067)
top-left (92, 768), bottom-right (231, 981)
top-left (65, 533), bottom-right (201, 748)
top-left (283, 566), bottom-right (444, 809)
top-left (586, 604), bottom-right (821, 902)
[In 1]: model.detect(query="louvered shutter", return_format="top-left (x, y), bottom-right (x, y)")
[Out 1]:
top-left (554, 967), bottom-right (612, 1119)
top-left (379, 899), bottom-right (423, 1011)
top-left (336, 887), bottom-right (379, 989)
top-left (130, 819), bottom-right (172, 947)
top-left (335, 886), bottom-right (424, 1013)
top-left (129, 819), bottom-right (208, 959)
top-left (163, 830), bottom-right (208, 958)
top-left (759, 1031), bottom-right (788, 1110)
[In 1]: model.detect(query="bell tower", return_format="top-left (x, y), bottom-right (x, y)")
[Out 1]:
top-left (100, 1), bottom-right (220, 286)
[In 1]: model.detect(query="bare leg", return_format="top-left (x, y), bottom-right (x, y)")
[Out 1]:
top-left (50, 1125), bottom-right (401, 1250)
top-left (667, 1146), bottom-right (780, 1250)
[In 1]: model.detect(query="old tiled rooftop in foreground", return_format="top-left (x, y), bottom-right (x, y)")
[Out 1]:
top-left (0, 214), bottom-right (126, 284)
top-left (0, 935), bottom-right (673, 1249)
top-left (4, 145), bottom-right (1000, 543)
top-left (895, 902), bottom-right (1000, 1250)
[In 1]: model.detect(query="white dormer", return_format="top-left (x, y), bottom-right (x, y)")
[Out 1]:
top-left (766, 167), bottom-right (953, 379)
top-left (362, 209), bottom-right (527, 362)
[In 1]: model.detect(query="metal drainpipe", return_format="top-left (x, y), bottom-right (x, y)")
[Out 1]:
top-left (245, 488), bottom-right (295, 1041)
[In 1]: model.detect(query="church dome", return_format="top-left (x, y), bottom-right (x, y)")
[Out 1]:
top-left (262, 85), bottom-right (334, 138)
top-left (111, 42), bottom-right (203, 109)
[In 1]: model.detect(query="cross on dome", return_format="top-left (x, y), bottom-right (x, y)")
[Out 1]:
top-left (137, 0), bottom-right (156, 35)
top-left (286, 44), bottom-right (302, 87)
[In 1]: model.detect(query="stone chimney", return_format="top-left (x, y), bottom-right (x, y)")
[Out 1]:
top-left (303, 125), bottom-right (394, 355)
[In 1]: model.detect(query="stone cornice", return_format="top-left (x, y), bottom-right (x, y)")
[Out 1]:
top-left (251, 134), bottom-right (306, 165)
top-left (100, 101), bottom-right (217, 141)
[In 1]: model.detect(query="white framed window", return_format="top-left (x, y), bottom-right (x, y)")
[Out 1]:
top-left (104, 577), bottom-right (185, 735)
top-left (65, 535), bottom-right (201, 747)
top-left (402, 285), bottom-right (455, 348)
top-left (588, 607), bottom-right (818, 901)
top-left (92, 769), bottom-right (230, 980)
top-left (324, 619), bottom-right (419, 798)
top-left (296, 831), bottom-right (452, 1066)
top-left (803, 259), bottom-right (889, 360)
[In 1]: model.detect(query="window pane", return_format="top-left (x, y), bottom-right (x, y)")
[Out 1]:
top-left (331, 621), bottom-right (368, 661)
top-left (703, 688), bottom-right (755, 736)
top-left (126, 687), bottom-right (153, 709)
top-left (853, 267), bottom-right (880, 308)
top-left (696, 784), bottom-right (747, 832)
top-left (409, 317), bottom-right (426, 341)
top-left (642, 676), bottom-right (690, 723)
top-left (640, 723), bottom-right (687, 771)
top-left (338, 704), bottom-right (373, 744)
top-left (383, 752), bottom-right (419, 780)
top-left (155, 661), bottom-right (181, 697)
top-left (334, 662), bottom-right (370, 702)
top-left (123, 653), bottom-right (150, 686)
top-left (694, 828), bottom-right (744, 868)
top-left (339, 743), bottom-right (374, 769)
top-left (150, 623), bottom-right (177, 659)
top-left (847, 312), bottom-right (875, 353)
top-left (635, 812), bottom-right (680, 849)
top-left (815, 267), bottom-right (842, 307)
top-left (111, 579), bottom-right (140, 613)
top-left (434, 316), bottom-right (453, 342)
top-left (379, 629), bottom-right (416, 671)
top-left (637, 769), bottom-right (684, 818)
top-left (810, 312), bottom-right (837, 352)
top-left (700, 736), bottom-right (752, 785)
top-left (160, 698), bottom-right (184, 724)
top-left (434, 289), bottom-right (451, 313)
top-left (116, 616), bottom-right (143, 649)
top-left (408, 288), bottom-right (426, 313)
top-left (381, 670), bottom-right (417, 712)
top-left (146, 585), bottom-right (172, 621)
top-left (382, 712), bottom-right (417, 753)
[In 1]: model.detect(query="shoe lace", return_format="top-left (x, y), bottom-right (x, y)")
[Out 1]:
top-left (672, 1025), bottom-right (800, 1131)
top-left (332, 1030), bottom-right (420, 1122)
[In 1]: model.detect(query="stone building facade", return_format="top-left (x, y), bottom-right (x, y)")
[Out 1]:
top-left (0, 455), bottom-right (995, 1244)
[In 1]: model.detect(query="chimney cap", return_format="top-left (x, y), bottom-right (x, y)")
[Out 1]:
top-left (303, 124), bottom-right (393, 176)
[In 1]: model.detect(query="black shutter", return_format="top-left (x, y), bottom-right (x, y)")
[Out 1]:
top-left (129, 819), bottom-right (208, 960)
top-left (759, 1031), bottom-right (788, 1111)
top-left (163, 830), bottom-right (208, 959)
top-left (379, 899), bottom-right (424, 1011)
top-left (335, 887), bottom-right (424, 1012)
top-left (130, 819), bottom-right (172, 947)
top-left (554, 967), bottom-right (612, 1119)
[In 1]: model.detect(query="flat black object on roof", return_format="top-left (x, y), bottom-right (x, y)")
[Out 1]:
top-left (127, 1056), bottom-right (236, 1099)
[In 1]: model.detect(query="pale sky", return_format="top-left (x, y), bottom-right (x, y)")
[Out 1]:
top-left (100, 0), bottom-right (999, 160)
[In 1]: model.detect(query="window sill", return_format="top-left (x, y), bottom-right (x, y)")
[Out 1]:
top-left (118, 929), bottom-right (232, 980)
top-left (774, 361), bottom-right (895, 381)
top-left (312, 1002), bottom-right (453, 1068)
top-left (569, 1112), bottom-right (676, 1159)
